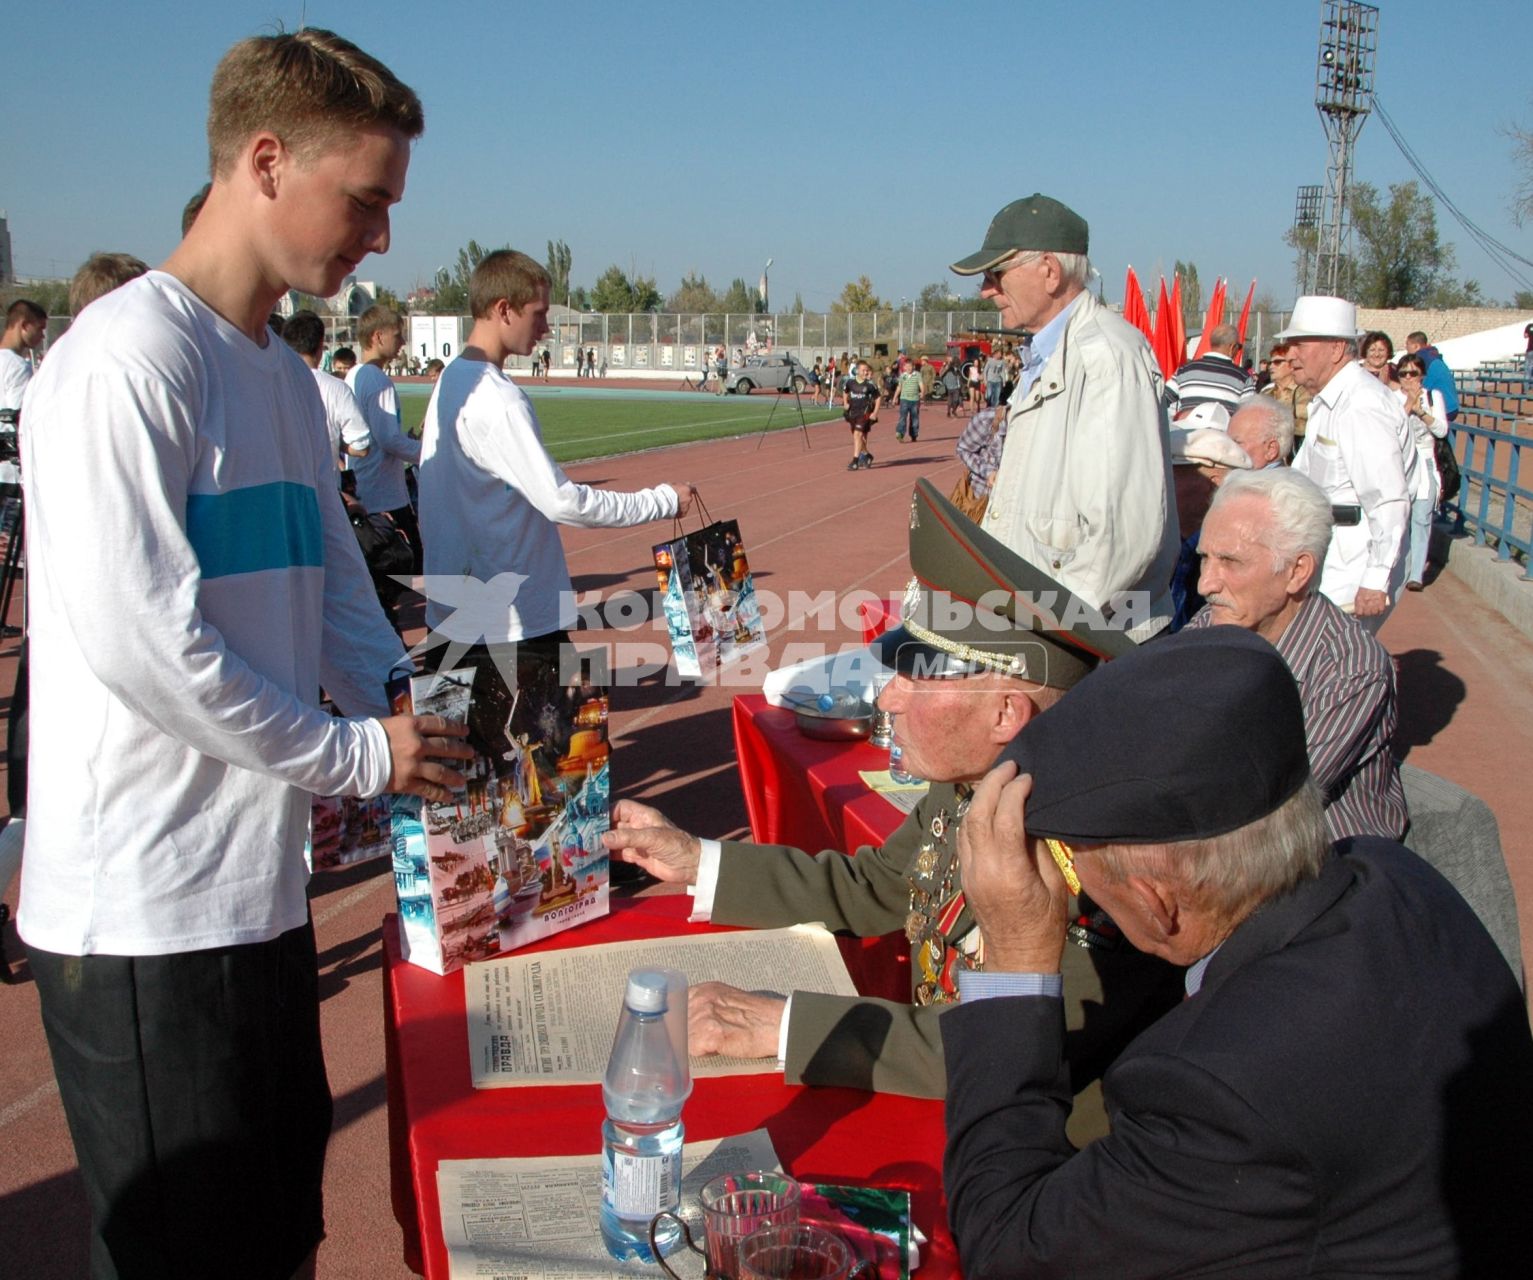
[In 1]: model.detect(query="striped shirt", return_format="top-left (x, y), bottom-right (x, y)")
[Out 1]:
top-left (955, 407), bottom-right (1007, 498)
top-left (1166, 352), bottom-right (1256, 415)
top-left (1187, 592), bottom-right (1406, 841)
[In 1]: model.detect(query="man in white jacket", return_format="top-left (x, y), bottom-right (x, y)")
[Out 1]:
top-left (949, 195), bottom-right (1178, 641)
top-left (18, 30), bottom-right (471, 1279)
top-left (1285, 295), bottom-right (1414, 632)
top-left (417, 249), bottom-right (693, 648)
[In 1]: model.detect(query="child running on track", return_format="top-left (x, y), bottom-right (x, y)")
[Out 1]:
top-left (844, 360), bottom-right (880, 470)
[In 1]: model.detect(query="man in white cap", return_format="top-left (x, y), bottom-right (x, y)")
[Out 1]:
top-left (949, 195), bottom-right (1178, 641)
top-left (1281, 295), bottom-right (1415, 632)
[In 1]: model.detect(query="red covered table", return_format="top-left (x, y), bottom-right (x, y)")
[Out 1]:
top-left (384, 896), bottom-right (956, 1278)
top-left (730, 693), bottom-right (906, 858)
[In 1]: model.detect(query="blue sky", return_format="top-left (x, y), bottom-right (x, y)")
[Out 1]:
top-left (5, 1), bottom-right (1530, 309)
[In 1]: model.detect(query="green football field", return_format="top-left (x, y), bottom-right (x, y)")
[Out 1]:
top-left (397, 386), bottom-right (843, 463)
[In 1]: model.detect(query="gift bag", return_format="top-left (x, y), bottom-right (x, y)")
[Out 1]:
top-left (389, 644), bottom-right (612, 975)
top-left (307, 697), bottom-right (395, 873)
top-left (653, 499), bottom-right (767, 680)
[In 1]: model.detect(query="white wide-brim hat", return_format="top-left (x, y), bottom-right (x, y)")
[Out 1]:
top-left (1170, 427), bottom-right (1252, 470)
top-left (1275, 295), bottom-right (1362, 342)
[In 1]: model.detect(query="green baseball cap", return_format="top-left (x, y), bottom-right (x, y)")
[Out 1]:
top-left (950, 194), bottom-right (1090, 275)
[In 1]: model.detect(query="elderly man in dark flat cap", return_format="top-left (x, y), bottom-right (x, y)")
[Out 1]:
top-left (950, 194), bottom-right (1178, 642)
top-left (943, 627), bottom-right (1533, 1277)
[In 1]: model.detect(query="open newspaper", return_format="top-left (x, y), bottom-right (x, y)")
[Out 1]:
top-left (466, 924), bottom-right (859, 1088)
top-left (437, 1129), bottom-right (781, 1280)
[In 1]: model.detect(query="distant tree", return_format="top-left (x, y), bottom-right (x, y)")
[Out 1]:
top-left (1349, 181), bottom-right (1461, 309)
top-left (589, 265), bottom-right (661, 313)
top-left (427, 238), bottom-right (504, 314)
top-left (665, 272), bottom-right (720, 313)
top-left (1426, 278), bottom-right (1486, 309)
top-left (914, 281), bottom-right (997, 313)
top-left (373, 285), bottom-right (403, 312)
top-left (718, 277), bottom-right (756, 314)
top-left (790, 292), bottom-right (806, 314)
top-left (1173, 260), bottom-right (1202, 324)
top-left (2, 279), bottom-right (70, 317)
top-left (545, 239), bottom-right (573, 302)
top-left (1508, 98), bottom-right (1533, 227)
top-left (832, 276), bottom-right (886, 313)
top-left (1514, 289), bottom-right (1533, 309)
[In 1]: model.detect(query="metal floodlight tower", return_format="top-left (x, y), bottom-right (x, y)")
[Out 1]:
top-left (1312, 0), bottom-right (1378, 298)
top-left (1293, 184), bottom-right (1323, 293)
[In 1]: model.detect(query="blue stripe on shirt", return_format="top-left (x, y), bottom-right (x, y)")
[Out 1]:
top-left (185, 481), bottom-right (323, 579)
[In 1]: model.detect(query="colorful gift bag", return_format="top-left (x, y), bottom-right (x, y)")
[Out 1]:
top-left (307, 697), bottom-right (395, 873)
top-left (653, 511), bottom-right (767, 680)
top-left (390, 644), bottom-right (611, 975)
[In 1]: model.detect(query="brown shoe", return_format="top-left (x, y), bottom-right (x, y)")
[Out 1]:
top-left (1406, 580), bottom-right (1424, 592)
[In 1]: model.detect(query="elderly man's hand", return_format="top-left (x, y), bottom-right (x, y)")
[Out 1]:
top-left (601, 800), bottom-right (703, 885)
top-left (687, 981), bottom-right (785, 1059)
top-left (1353, 587), bottom-right (1389, 618)
top-left (957, 761), bottom-right (1070, 974)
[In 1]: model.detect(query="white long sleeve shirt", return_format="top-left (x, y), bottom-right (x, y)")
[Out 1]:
top-left (417, 355), bottom-right (677, 643)
top-left (1294, 360), bottom-right (1416, 609)
top-left (311, 367), bottom-right (373, 485)
top-left (18, 272), bottom-right (404, 956)
top-left (347, 360), bottom-right (418, 512)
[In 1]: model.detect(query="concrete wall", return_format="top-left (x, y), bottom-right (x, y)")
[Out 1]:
top-left (1357, 307), bottom-right (1531, 352)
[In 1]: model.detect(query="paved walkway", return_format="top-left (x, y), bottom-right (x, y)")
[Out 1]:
top-left (3, 406), bottom-right (1531, 1277)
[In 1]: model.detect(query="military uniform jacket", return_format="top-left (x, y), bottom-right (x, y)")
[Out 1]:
top-left (713, 783), bottom-right (1180, 1098)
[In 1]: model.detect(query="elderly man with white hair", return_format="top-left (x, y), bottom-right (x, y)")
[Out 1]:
top-left (1226, 396), bottom-right (1296, 469)
top-left (1186, 466), bottom-right (1406, 840)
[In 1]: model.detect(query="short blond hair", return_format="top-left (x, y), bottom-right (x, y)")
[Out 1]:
top-left (469, 250), bottom-right (550, 320)
top-left (69, 253), bottom-right (150, 315)
top-left (356, 303), bottom-right (401, 348)
top-left (207, 28), bottom-right (424, 179)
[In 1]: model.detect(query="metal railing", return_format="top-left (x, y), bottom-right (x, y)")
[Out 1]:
top-left (1449, 365), bottom-right (1533, 576)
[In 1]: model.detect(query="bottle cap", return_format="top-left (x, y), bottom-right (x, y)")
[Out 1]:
top-left (625, 969), bottom-right (668, 1014)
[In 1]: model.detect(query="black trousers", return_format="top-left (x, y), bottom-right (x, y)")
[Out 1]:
top-left (29, 919), bottom-right (332, 1280)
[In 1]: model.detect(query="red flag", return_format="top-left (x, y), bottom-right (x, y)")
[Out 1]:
top-left (1235, 279), bottom-right (1257, 353)
top-left (1122, 267), bottom-right (1153, 343)
top-left (1151, 276), bottom-right (1179, 380)
top-left (1192, 278), bottom-right (1228, 359)
top-left (1168, 275), bottom-right (1187, 372)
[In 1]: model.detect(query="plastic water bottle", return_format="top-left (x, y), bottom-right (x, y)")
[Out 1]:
top-left (888, 716), bottom-right (922, 786)
top-left (600, 970), bottom-right (690, 1262)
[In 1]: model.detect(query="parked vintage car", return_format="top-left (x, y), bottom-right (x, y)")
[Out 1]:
top-left (726, 354), bottom-right (813, 395)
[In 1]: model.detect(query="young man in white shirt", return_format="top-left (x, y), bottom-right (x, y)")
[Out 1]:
top-left (417, 249), bottom-right (694, 648)
top-left (282, 307), bottom-right (373, 484)
top-left (0, 298), bottom-right (46, 466)
top-left (19, 29), bottom-right (471, 1278)
top-left (347, 301), bottom-right (422, 564)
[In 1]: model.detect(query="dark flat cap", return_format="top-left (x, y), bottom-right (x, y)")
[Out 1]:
top-left (950, 194), bottom-right (1090, 275)
top-left (998, 627), bottom-right (1310, 844)
top-left (872, 479), bottom-right (1139, 690)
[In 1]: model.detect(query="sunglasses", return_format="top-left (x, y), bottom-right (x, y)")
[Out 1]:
top-left (1399, 370), bottom-right (1423, 378)
top-left (1044, 837), bottom-right (1082, 895)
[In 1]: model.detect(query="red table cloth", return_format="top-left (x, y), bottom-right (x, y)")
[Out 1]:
top-left (384, 896), bottom-right (956, 1277)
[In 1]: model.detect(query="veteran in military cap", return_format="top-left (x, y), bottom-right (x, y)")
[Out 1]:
top-left (951, 193), bottom-right (1179, 641)
top-left (943, 626), bottom-right (1533, 1274)
top-left (603, 478), bottom-right (1182, 1100)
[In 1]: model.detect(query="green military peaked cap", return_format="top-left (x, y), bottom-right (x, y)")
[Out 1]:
top-left (950, 194), bottom-right (1090, 275)
top-left (872, 479), bottom-right (1139, 690)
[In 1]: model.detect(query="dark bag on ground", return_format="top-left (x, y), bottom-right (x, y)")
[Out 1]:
top-left (1435, 435), bottom-right (1462, 505)
top-left (351, 509), bottom-right (413, 583)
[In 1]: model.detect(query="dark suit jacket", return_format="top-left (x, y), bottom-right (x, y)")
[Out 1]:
top-left (943, 839), bottom-right (1533, 1276)
top-left (714, 783), bottom-right (1181, 1098)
